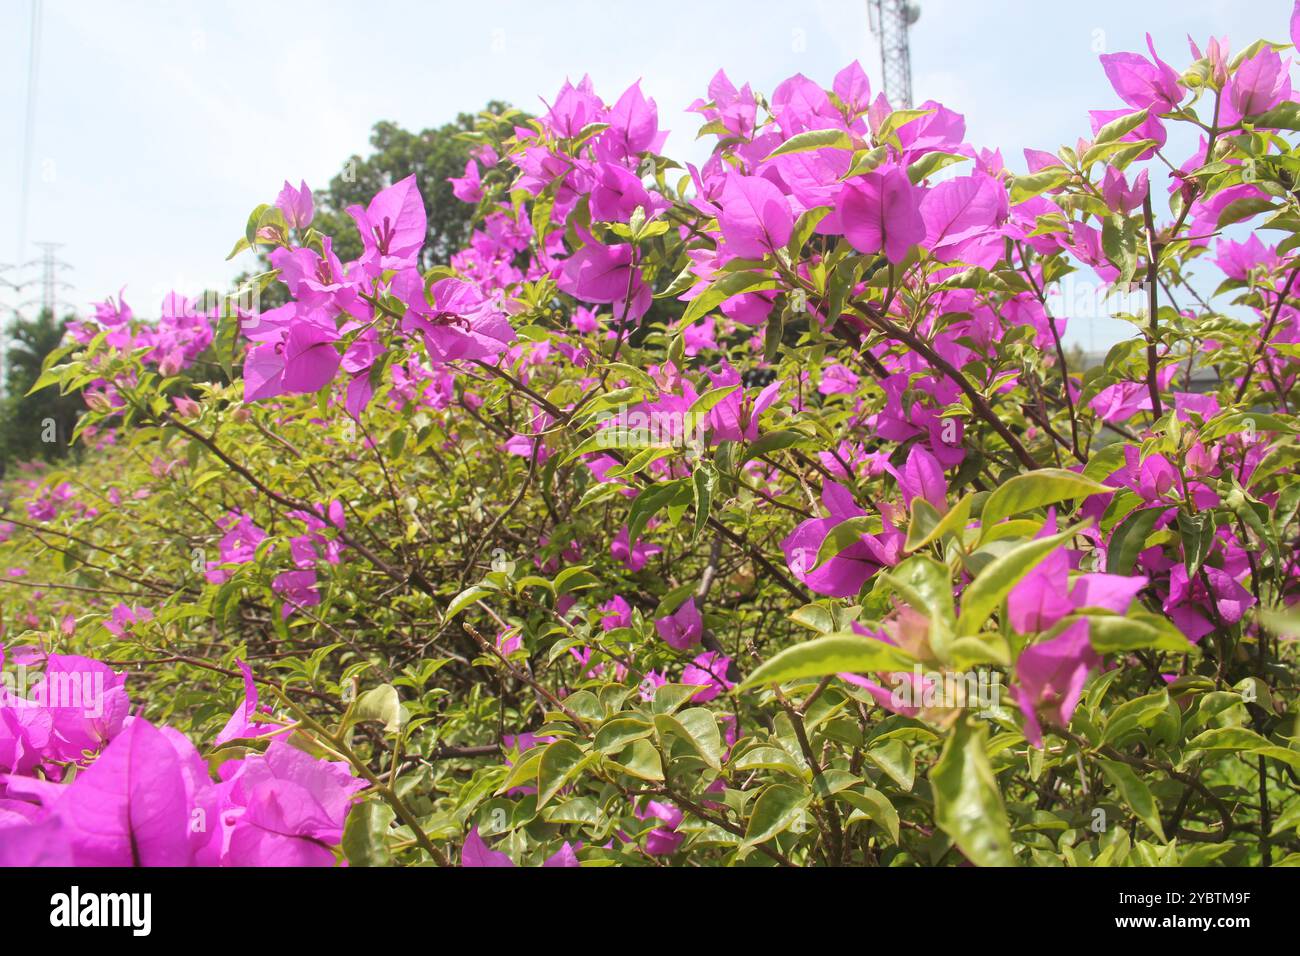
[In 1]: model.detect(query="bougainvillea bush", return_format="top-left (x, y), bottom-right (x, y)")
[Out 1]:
top-left (4, 10), bottom-right (1300, 868)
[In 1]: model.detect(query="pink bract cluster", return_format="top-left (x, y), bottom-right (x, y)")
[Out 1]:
top-left (0, 651), bottom-right (363, 866)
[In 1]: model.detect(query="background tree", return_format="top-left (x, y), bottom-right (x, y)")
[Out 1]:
top-left (248, 101), bottom-right (523, 306)
top-left (0, 308), bottom-right (81, 470)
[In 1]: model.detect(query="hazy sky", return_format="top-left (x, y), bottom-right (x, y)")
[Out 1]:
top-left (0, 0), bottom-right (1291, 348)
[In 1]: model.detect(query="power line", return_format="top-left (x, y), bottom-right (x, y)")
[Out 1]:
top-left (8, 0), bottom-right (44, 398)
top-left (17, 0), bottom-right (43, 264)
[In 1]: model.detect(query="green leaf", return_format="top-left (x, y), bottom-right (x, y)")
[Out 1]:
top-left (341, 798), bottom-right (396, 867)
top-left (812, 515), bottom-right (878, 570)
top-left (787, 207), bottom-right (832, 257)
top-left (1176, 511), bottom-right (1216, 580)
top-left (956, 523), bottom-right (1078, 636)
top-left (865, 738), bottom-right (915, 791)
top-left (765, 128), bottom-right (853, 159)
top-left (930, 719), bottom-right (1016, 866)
top-left (837, 787), bottom-right (900, 843)
top-left (354, 684), bottom-right (404, 733)
top-left (743, 784), bottom-right (806, 847)
top-left (1092, 109), bottom-right (1149, 145)
top-left (1081, 611), bottom-right (1192, 654)
top-left (1215, 196), bottom-right (1275, 230)
top-left (678, 272), bottom-right (780, 328)
top-left (1185, 728), bottom-right (1300, 771)
top-left (741, 428), bottom-right (808, 463)
top-left (627, 479), bottom-right (688, 548)
top-left (536, 740), bottom-right (589, 810)
top-left (1009, 167), bottom-right (1069, 203)
top-left (1252, 100), bottom-right (1300, 130)
top-left (1107, 507), bottom-right (1163, 576)
top-left (880, 554), bottom-right (957, 627)
top-left (443, 585), bottom-right (492, 622)
top-left (738, 634), bottom-right (913, 691)
top-left (842, 145), bottom-right (889, 179)
top-left (906, 492), bottom-right (974, 552)
top-left (686, 384), bottom-right (740, 421)
top-left (1098, 759), bottom-right (1166, 843)
top-left (732, 745), bottom-right (804, 776)
top-left (691, 460), bottom-right (718, 545)
top-left (213, 311), bottom-right (241, 383)
top-left (593, 717), bottom-right (654, 754)
top-left (1082, 443), bottom-right (1128, 483)
top-left (655, 708), bottom-right (722, 769)
top-left (607, 738), bottom-right (663, 781)
top-left (1101, 690), bottom-right (1170, 746)
top-left (651, 682), bottom-right (700, 715)
top-left (908, 151), bottom-right (970, 184)
top-left (876, 107), bottom-right (935, 143)
top-left (980, 469), bottom-right (1110, 538)
top-left (1101, 214), bottom-right (1139, 284)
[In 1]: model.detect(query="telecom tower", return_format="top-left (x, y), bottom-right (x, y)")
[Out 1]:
top-left (867, 0), bottom-right (921, 110)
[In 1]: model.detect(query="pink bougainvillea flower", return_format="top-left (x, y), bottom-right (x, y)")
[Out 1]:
top-left (18, 718), bottom-right (202, 866)
top-left (461, 826), bottom-right (579, 866)
top-left (103, 603), bottom-right (153, 638)
top-left (1099, 34), bottom-right (1184, 113)
top-left (781, 481), bottom-right (902, 597)
top-left (214, 660), bottom-right (288, 745)
top-left (682, 651), bottom-right (734, 703)
top-left (448, 159), bottom-right (483, 204)
top-left (396, 272), bottom-right (517, 364)
top-left (687, 69), bottom-right (757, 140)
top-left (589, 161), bottom-right (665, 223)
top-left (654, 597), bottom-right (703, 651)
top-left (1101, 167), bottom-right (1149, 214)
top-left (833, 60), bottom-right (872, 116)
top-left (272, 569), bottom-right (321, 619)
top-left (704, 366), bottom-right (783, 443)
top-left (883, 444), bottom-right (948, 511)
top-left (542, 75), bottom-right (606, 139)
top-left (275, 179), bottom-right (314, 230)
top-left (839, 163), bottom-right (926, 264)
top-left (347, 174), bottom-right (428, 273)
top-left (837, 618), bottom-right (928, 717)
top-left (91, 287), bottom-right (133, 327)
top-left (717, 173), bottom-right (794, 259)
top-left (611, 525), bottom-right (662, 571)
top-left (598, 80), bottom-right (667, 161)
top-left (280, 317), bottom-right (341, 394)
top-left (635, 799), bottom-right (685, 856)
top-left (556, 228), bottom-right (652, 321)
top-left (600, 595), bottom-right (633, 631)
top-left (1223, 46), bottom-right (1292, 123)
top-left (542, 841), bottom-right (581, 867)
top-left (1013, 619), bottom-right (1101, 748)
top-left (219, 739), bottom-right (366, 866)
top-left (1162, 564), bottom-right (1256, 643)
top-left (920, 172), bottom-right (1008, 267)
top-left (1007, 514), bottom-right (1147, 634)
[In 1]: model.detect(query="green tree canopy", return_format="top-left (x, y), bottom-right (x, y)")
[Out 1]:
top-left (0, 309), bottom-right (81, 468)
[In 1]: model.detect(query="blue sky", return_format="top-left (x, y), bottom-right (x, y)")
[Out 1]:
top-left (0, 0), bottom-right (1291, 348)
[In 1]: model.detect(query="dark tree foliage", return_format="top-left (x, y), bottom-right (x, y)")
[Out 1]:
top-left (0, 309), bottom-right (82, 469)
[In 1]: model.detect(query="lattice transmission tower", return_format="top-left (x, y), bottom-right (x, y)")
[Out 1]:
top-left (867, 0), bottom-right (921, 109)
